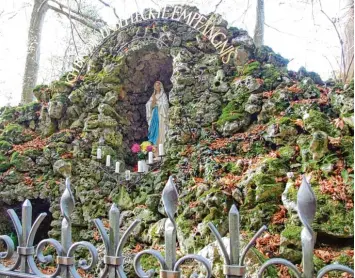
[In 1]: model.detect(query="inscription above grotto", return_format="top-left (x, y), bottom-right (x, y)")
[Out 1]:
top-left (67, 5), bottom-right (237, 82)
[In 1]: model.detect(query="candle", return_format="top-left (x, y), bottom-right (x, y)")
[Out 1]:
top-left (138, 161), bottom-right (144, 173)
top-left (106, 155), bottom-right (111, 167)
top-left (125, 170), bottom-right (130, 180)
top-left (148, 152), bottom-right (153, 164)
top-left (115, 162), bottom-right (120, 173)
top-left (159, 144), bottom-right (164, 156)
top-left (97, 148), bottom-right (102, 159)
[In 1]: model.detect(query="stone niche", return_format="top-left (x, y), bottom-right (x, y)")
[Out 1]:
top-left (122, 46), bottom-right (173, 145)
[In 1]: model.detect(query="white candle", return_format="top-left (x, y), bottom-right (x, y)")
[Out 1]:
top-left (148, 152), bottom-right (153, 164)
top-left (97, 148), bottom-right (102, 159)
top-left (115, 162), bottom-right (120, 173)
top-left (159, 144), bottom-right (164, 156)
top-left (106, 155), bottom-right (111, 166)
top-left (138, 161), bottom-right (144, 173)
top-left (125, 170), bottom-right (130, 180)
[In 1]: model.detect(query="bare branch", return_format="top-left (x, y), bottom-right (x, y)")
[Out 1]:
top-left (322, 54), bottom-right (337, 80)
top-left (48, 4), bottom-right (101, 31)
top-left (97, 0), bottom-right (119, 19)
top-left (319, 0), bottom-right (346, 81)
top-left (50, 0), bottom-right (107, 25)
top-left (265, 22), bottom-right (305, 38)
top-left (214, 0), bottom-right (224, 13)
top-left (66, 0), bottom-right (78, 56)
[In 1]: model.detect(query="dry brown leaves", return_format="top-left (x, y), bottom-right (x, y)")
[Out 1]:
top-left (61, 152), bottom-right (74, 159)
top-left (77, 268), bottom-right (94, 278)
top-left (23, 175), bottom-right (34, 187)
top-left (208, 125), bottom-right (267, 150)
top-left (13, 136), bottom-right (49, 154)
top-left (189, 201), bottom-right (200, 208)
top-left (255, 232), bottom-right (281, 258)
top-left (288, 84), bottom-right (302, 93)
top-left (292, 119), bottom-right (304, 128)
top-left (38, 266), bottom-right (56, 275)
top-left (319, 174), bottom-right (354, 209)
top-left (328, 137), bottom-right (342, 146)
top-left (180, 145), bottom-right (194, 156)
top-left (315, 247), bottom-right (354, 266)
top-left (271, 205), bottom-right (288, 225)
top-left (262, 91), bottom-right (273, 98)
top-left (132, 243), bottom-right (143, 253)
top-left (333, 118), bottom-right (345, 130)
top-left (218, 174), bottom-right (242, 193)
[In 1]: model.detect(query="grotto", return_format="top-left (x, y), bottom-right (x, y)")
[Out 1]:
top-left (0, 4), bottom-right (353, 277)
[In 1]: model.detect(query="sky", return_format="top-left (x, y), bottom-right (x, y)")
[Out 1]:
top-left (0, 0), bottom-right (345, 106)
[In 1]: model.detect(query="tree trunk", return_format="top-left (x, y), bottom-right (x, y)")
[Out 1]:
top-left (341, 0), bottom-right (354, 83)
top-left (253, 0), bottom-right (265, 48)
top-left (21, 0), bottom-right (49, 104)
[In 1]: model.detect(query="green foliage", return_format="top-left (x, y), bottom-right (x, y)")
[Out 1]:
top-left (260, 64), bottom-right (282, 90)
top-left (313, 187), bottom-right (354, 236)
top-left (279, 146), bottom-right (295, 160)
top-left (216, 88), bottom-right (250, 127)
top-left (242, 61), bottom-right (261, 76)
top-left (340, 136), bottom-right (354, 167)
top-left (0, 153), bottom-right (11, 172)
top-left (304, 110), bottom-right (339, 136)
top-left (0, 140), bottom-right (12, 153)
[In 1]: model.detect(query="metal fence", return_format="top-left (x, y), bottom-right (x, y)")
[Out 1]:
top-left (0, 175), bottom-right (353, 278)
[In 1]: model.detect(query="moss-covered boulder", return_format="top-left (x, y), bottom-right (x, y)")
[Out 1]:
top-left (10, 152), bottom-right (34, 172)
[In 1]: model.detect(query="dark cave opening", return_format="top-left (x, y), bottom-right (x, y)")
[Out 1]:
top-left (0, 199), bottom-right (52, 246)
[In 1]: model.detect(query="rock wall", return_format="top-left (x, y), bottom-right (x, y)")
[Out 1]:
top-left (0, 5), bottom-right (353, 277)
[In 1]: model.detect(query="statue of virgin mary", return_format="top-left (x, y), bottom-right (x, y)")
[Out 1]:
top-left (146, 81), bottom-right (169, 150)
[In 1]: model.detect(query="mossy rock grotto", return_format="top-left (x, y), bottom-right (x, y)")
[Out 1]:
top-left (0, 5), bottom-right (353, 278)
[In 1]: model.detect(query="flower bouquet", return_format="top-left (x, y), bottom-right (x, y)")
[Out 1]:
top-left (131, 141), bottom-right (155, 160)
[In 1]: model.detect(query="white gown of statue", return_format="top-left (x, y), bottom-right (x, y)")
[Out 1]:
top-left (146, 82), bottom-right (169, 146)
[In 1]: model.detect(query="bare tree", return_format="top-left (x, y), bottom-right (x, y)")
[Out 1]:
top-left (21, 0), bottom-right (106, 104)
top-left (341, 0), bottom-right (354, 83)
top-left (253, 0), bottom-right (264, 48)
top-left (319, 0), bottom-right (354, 83)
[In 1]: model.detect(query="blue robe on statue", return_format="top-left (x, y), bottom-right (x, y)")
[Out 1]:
top-left (148, 106), bottom-right (159, 145)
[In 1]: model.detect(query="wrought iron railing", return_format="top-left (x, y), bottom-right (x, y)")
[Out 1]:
top-left (0, 175), bottom-right (353, 278)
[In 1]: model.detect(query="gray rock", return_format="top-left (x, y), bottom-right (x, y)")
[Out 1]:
top-left (53, 159), bottom-right (72, 177)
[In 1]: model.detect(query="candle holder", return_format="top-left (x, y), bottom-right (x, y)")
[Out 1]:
top-left (95, 154), bottom-right (166, 191)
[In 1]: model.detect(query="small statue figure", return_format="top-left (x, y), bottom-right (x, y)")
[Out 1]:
top-left (146, 81), bottom-right (169, 156)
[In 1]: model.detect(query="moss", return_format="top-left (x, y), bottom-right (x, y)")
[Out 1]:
top-left (246, 141), bottom-right (267, 157)
top-left (0, 106), bottom-right (18, 123)
top-left (253, 173), bottom-right (275, 186)
top-left (217, 88), bottom-right (250, 127)
top-left (260, 64), bottom-right (282, 90)
top-left (304, 110), bottom-right (339, 137)
top-left (265, 157), bottom-right (288, 176)
top-left (313, 187), bottom-right (354, 237)
top-left (340, 136), bottom-right (354, 167)
top-left (255, 183), bottom-right (284, 203)
top-left (139, 253), bottom-right (160, 274)
top-left (0, 154), bottom-right (11, 172)
top-left (50, 80), bottom-right (72, 94)
top-left (335, 253), bottom-right (354, 267)
top-left (281, 224), bottom-right (302, 240)
top-left (2, 124), bottom-right (23, 138)
top-left (242, 61), bottom-right (261, 76)
top-left (216, 101), bottom-right (244, 126)
top-left (279, 146), bottom-right (296, 160)
top-left (0, 140), bottom-right (12, 153)
top-left (286, 182), bottom-right (298, 202)
top-left (314, 255), bottom-right (326, 272)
